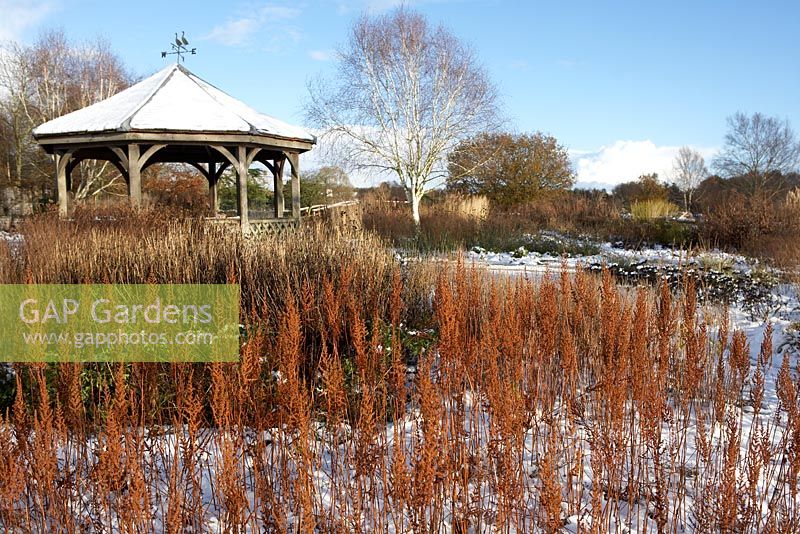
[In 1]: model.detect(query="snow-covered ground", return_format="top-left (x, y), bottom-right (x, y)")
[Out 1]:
top-left (468, 239), bottom-right (753, 275)
top-left (4, 234), bottom-right (800, 532)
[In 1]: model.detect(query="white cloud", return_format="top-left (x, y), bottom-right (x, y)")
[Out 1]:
top-left (203, 4), bottom-right (302, 47)
top-left (309, 49), bottom-right (334, 61)
top-left (0, 0), bottom-right (57, 42)
top-left (336, 0), bottom-right (401, 13)
top-left (571, 140), bottom-right (717, 190)
top-left (203, 18), bottom-right (261, 46)
top-left (260, 5), bottom-right (302, 19)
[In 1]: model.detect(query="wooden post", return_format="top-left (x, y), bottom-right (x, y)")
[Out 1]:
top-left (236, 145), bottom-right (249, 231)
top-left (208, 162), bottom-right (218, 215)
top-left (287, 153), bottom-right (301, 220)
top-left (128, 144), bottom-right (142, 208)
top-left (56, 151), bottom-right (73, 218)
top-left (273, 157), bottom-right (285, 218)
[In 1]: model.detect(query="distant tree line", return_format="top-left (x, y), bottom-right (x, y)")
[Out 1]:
top-left (433, 110), bottom-right (800, 219)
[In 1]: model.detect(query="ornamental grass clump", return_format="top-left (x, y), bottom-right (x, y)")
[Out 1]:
top-left (0, 206), bottom-right (797, 531)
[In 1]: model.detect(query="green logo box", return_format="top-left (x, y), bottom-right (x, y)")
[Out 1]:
top-left (0, 284), bottom-right (240, 362)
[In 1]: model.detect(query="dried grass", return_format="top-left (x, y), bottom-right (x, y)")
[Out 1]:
top-left (630, 198), bottom-right (680, 220)
top-left (0, 205), bottom-right (796, 531)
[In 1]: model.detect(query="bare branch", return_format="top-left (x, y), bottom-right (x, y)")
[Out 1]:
top-left (305, 7), bottom-right (500, 226)
top-left (0, 29), bottom-right (131, 206)
top-left (712, 112), bottom-right (800, 193)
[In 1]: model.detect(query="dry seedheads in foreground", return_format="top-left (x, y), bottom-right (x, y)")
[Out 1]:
top-left (0, 209), bottom-right (798, 532)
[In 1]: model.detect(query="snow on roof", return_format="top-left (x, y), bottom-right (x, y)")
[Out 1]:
top-left (32, 63), bottom-right (315, 143)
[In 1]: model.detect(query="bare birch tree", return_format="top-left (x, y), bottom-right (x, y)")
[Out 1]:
top-left (0, 30), bottom-right (130, 205)
top-left (712, 111), bottom-right (800, 193)
top-left (305, 7), bottom-right (500, 227)
top-left (671, 146), bottom-right (707, 212)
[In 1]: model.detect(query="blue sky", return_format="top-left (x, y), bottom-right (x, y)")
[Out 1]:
top-left (2, 0), bottom-right (798, 188)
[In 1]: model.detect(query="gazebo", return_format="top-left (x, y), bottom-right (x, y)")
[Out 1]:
top-left (32, 63), bottom-right (316, 231)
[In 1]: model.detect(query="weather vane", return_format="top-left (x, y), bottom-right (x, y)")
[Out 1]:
top-left (161, 31), bottom-right (196, 63)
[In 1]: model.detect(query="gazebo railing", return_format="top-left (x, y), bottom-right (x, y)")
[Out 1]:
top-left (205, 216), bottom-right (298, 234)
top-left (205, 200), bottom-right (360, 235)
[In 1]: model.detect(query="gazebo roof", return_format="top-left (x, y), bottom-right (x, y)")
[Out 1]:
top-left (32, 63), bottom-right (315, 144)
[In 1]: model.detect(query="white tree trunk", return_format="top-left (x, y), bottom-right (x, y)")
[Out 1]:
top-left (304, 9), bottom-right (500, 235)
top-left (408, 188), bottom-right (421, 228)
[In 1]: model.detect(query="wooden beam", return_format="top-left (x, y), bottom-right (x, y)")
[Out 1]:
top-left (258, 158), bottom-right (276, 175)
top-left (56, 150), bottom-right (74, 218)
top-left (215, 161), bottom-right (231, 178)
top-left (236, 145), bottom-right (249, 231)
top-left (186, 161), bottom-right (211, 180)
top-left (128, 143), bottom-right (142, 208)
top-left (110, 159), bottom-right (129, 182)
top-left (64, 158), bottom-right (78, 195)
top-left (272, 157), bottom-right (285, 218)
top-left (37, 132), bottom-right (315, 153)
top-left (208, 161), bottom-right (219, 215)
top-left (245, 146), bottom-right (261, 168)
top-left (109, 146), bottom-right (129, 172)
top-left (210, 145), bottom-right (239, 168)
top-left (139, 144), bottom-right (167, 168)
top-left (187, 160), bottom-right (226, 215)
top-left (286, 152), bottom-right (301, 220)
top-left (66, 158), bottom-right (80, 179)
